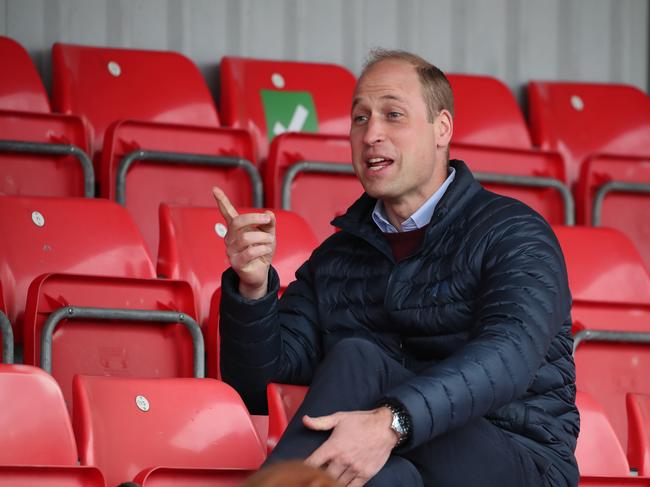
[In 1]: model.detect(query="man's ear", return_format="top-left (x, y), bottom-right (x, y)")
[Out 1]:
top-left (434, 109), bottom-right (453, 148)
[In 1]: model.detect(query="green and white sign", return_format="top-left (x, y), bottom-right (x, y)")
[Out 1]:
top-left (260, 89), bottom-right (319, 141)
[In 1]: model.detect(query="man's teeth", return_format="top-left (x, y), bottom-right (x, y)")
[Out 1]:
top-left (368, 157), bottom-right (386, 163)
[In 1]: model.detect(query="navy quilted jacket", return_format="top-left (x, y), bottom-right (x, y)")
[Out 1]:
top-left (220, 160), bottom-right (579, 484)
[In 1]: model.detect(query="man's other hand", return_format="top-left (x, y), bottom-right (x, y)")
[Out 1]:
top-left (303, 407), bottom-right (399, 486)
top-left (212, 187), bottom-right (276, 299)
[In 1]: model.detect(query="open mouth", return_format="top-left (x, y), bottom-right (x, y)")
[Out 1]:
top-left (366, 157), bottom-right (394, 171)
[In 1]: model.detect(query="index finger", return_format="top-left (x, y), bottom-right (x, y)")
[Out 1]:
top-left (212, 186), bottom-right (239, 224)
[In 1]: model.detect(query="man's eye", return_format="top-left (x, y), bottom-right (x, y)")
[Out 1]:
top-left (387, 112), bottom-right (402, 119)
top-left (353, 115), bottom-right (368, 124)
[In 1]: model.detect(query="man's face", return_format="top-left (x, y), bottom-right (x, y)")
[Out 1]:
top-left (349, 59), bottom-right (451, 211)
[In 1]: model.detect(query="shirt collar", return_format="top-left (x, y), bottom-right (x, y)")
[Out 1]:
top-left (372, 167), bottom-right (456, 233)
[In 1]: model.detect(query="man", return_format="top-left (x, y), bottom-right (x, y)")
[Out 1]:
top-left (214, 50), bottom-right (579, 486)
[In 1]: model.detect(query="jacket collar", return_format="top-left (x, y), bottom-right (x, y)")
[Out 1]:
top-left (332, 160), bottom-right (482, 257)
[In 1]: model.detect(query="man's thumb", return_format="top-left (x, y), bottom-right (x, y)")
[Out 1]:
top-left (302, 414), bottom-right (338, 431)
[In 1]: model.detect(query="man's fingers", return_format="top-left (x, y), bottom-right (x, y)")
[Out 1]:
top-left (304, 443), bottom-right (332, 469)
top-left (212, 186), bottom-right (239, 224)
top-left (303, 414), bottom-right (339, 431)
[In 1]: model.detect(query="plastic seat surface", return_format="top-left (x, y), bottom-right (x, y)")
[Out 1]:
top-left (627, 393), bottom-right (650, 476)
top-left (0, 196), bottom-right (155, 343)
top-left (73, 375), bottom-right (265, 487)
top-left (0, 466), bottom-right (106, 487)
top-left (447, 73), bottom-right (571, 224)
top-left (158, 205), bottom-right (317, 329)
top-left (448, 74), bottom-right (532, 149)
top-left (219, 56), bottom-right (355, 161)
top-left (266, 132), bottom-right (361, 241)
top-left (575, 391), bottom-right (630, 476)
top-left (576, 155), bottom-right (650, 270)
top-left (528, 81), bottom-right (650, 185)
top-left (101, 119), bottom-right (258, 258)
top-left (0, 36), bottom-right (50, 112)
top-left (52, 42), bottom-right (220, 155)
top-left (0, 37), bottom-right (92, 198)
top-left (0, 364), bottom-right (77, 464)
top-left (553, 226), bottom-right (650, 305)
top-left (0, 110), bottom-right (91, 197)
top-left (22, 273), bottom-right (197, 410)
top-left (52, 43), bottom-right (259, 258)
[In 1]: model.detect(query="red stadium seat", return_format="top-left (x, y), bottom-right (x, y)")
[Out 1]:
top-left (219, 56), bottom-right (356, 241)
top-left (266, 383), bottom-right (308, 453)
top-left (51, 43), bottom-right (261, 258)
top-left (161, 206), bottom-right (318, 379)
top-left (0, 36), bottom-right (50, 112)
top-left (219, 56), bottom-right (355, 162)
top-left (0, 364), bottom-right (77, 464)
top-left (576, 155), bottom-right (650, 270)
top-left (22, 273), bottom-right (201, 410)
top-left (158, 204), bottom-right (318, 334)
top-left (627, 393), bottom-right (650, 476)
top-left (528, 81), bottom-right (650, 186)
top-left (266, 133), bottom-right (361, 242)
top-left (576, 391), bottom-right (630, 476)
top-left (0, 36), bottom-right (93, 198)
top-left (555, 226), bottom-right (650, 451)
top-left (0, 364), bottom-right (107, 485)
top-left (73, 375), bottom-right (265, 487)
top-left (575, 392), bottom-right (650, 486)
top-left (0, 196), bottom-right (155, 344)
top-left (530, 82), bottom-right (650, 269)
top-left (448, 74), bottom-right (572, 225)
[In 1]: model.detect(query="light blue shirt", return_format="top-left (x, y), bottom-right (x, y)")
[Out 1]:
top-left (372, 167), bottom-right (456, 233)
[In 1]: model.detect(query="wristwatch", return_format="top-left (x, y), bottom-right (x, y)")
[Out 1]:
top-left (382, 402), bottom-right (411, 447)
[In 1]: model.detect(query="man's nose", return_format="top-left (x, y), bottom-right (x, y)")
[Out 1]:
top-left (363, 117), bottom-right (385, 145)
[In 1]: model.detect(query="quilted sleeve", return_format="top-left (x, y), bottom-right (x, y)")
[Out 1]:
top-left (220, 260), bottom-right (323, 413)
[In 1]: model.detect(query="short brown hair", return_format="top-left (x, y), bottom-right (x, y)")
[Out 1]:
top-left (362, 49), bottom-right (454, 122)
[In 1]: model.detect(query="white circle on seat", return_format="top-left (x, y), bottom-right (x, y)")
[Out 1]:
top-left (271, 73), bottom-right (285, 89)
top-left (135, 395), bottom-right (150, 412)
top-left (570, 95), bottom-right (584, 111)
top-left (31, 211), bottom-right (45, 227)
top-left (108, 61), bottom-right (122, 77)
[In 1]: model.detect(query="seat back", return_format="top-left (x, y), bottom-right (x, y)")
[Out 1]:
top-left (0, 36), bottom-right (50, 112)
top-left (158, 205), bottom-right (318, 329)
top-left (553, 226), bottom-right (650, 305)
top-left (575, 391), bottom-right (630, 476)
top-left (73, 375), bottom-right (265, 487)
top-left (135, 466), bottom-right (253, 486)
top-left (265, 132), bottom-right (361, 241)
top-left (448, 74), bottom-right (532, 149)
top-left (0, 364), bottom-right (77, 465)
top-left (447, 74), bottom-right (571, 225)
top-left (52, 43), bottom-right (220, 155)
top-left (528, 81), bottom-right (650, 185)
top-left (22, 273), bottom-right (198, 410)
top-left (219, 56), bottom-right (355, 161)
top-left (0, 196), bottom-right (155, 343)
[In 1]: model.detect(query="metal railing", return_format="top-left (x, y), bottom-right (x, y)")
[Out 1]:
top-left (117, 150), bottom-right (263, 207)
top-left (40, 306), bottom-right (204, 377)
top-left (0, 311), bottom-right (13, 364)
top-left (592, 181), bottom-right (650, 226)
top-left (0, 139), bottom-right (94, 197)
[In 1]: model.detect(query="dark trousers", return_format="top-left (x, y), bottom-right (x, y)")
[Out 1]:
top-left (266, 338), bottom-right (549, 486)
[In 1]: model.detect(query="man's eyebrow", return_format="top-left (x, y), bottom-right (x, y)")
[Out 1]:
top-left (351, 94), bottom-right (405, 109)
